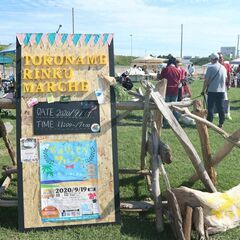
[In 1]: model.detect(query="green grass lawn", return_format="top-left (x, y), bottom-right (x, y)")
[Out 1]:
top-left (0, 79), bottom-right (240, 239)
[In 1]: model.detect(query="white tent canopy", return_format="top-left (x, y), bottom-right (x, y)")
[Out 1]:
top-left (132, 55), bottom-right (167, 64)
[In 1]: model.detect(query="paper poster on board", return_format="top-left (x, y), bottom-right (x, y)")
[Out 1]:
top-left (39, 140), bottom-right (100, 222)
top-left (20, 138), bottom-right (38, 162)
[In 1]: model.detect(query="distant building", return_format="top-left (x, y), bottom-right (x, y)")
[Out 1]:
top-left (220, 47), bottom-right (236, 58)
top-left (183, 56), bottom-right (192, 60)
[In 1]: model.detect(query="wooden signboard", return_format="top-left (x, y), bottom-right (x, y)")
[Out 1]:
top-left (33, 101), bottom-right (100, 135)
top-left (16, 33), bottom-right (120, 230)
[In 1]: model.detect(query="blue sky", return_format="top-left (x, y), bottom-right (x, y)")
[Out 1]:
top-left (0, 0), bottom-right (239, 57)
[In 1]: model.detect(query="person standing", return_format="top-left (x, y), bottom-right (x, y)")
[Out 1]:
top-left (201, 53), bottom-right (227, 128)
top-left (218, 52), bottom-right (232, 119)
top-left (188, 63), bottom-right (195, 76)
top-left (159, 57), bottom-right (181, 119)
top-left (176, 59), bottom-right (186, 101)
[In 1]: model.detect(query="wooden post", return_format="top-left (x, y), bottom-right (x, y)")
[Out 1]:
top-left (193, 100), bottom-right (216, 185)
top-left (189, 128), bottom-right (240, 183)
top-left (140, 90), bottom-right (151, 170)
top-left (183, 206), bottom-right (193, 240)
top-left (193, 207), bottom-right (206, 240)
top-left (172, 105), bottom-right (240, 147)
top-left (0, 176), bottom-right (12, 196)
top-left (0, 118), bottom-right (16, 166)
top-left (150, 91), bottom-right (217, 192)
top-left (151, 127), bottom-right (164, 232)
top-left (153, 79), bottom-right (167, 135)
top-left (166, 189), bottom-right (185, 240)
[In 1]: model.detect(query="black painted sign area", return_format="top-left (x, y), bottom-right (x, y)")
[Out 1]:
top-left (33, 101), bottom-right (100, 135)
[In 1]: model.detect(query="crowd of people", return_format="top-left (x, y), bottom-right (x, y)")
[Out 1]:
top-left (155, 53), bottom-right (234, 129)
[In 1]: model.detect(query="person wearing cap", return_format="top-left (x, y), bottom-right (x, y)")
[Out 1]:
top-left (201, 53), bottom-right (227, 128)
top-left (218, 52), bottom-right (232, 120)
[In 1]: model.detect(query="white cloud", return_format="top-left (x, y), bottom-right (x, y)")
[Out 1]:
top-left (0, 0), bottom-right (239, 56)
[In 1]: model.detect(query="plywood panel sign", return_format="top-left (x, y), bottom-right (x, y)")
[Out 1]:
top-left (16, 33), bottom-right (119, 230)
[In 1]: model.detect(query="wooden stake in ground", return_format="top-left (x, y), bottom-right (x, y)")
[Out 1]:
top-left (189, 128), bottom-right (240, 183)
top-left (152, 79), bottom-right (167, 135)
top-left (150, 90), bottom-right (216, 193)
top-left (151, 126), bottom-right (164, 232)
top-left (192, 100), bottom-right (216, 185)
top-left (166, 189), bottom-right (185, 240)
top-left (140, 90), bottom-right (151, 170)
top-left (183, 206), bottom-right (193, 240)
top-left (193, 207), bottom-right (206, 240)
top-left (0, 118), bottom-right (16, 166)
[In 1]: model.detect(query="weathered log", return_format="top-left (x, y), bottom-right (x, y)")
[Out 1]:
top-left (2, 166), bottom-right (17, 176)
top-left (151, 125), bottom-right (164, 232)
top-left (118, 168), bottom-right (151, 175)
top-left (153, 79), bottom-right (167, 134)
top-left (116, 100), bottom-right (193, 111)
top-left (147, 132), bottom-right (172, 164)
top-left (172, 185), bottom-right (240, 234)
top-left (0, 199), bottom-right (17, 207)
top-left (159, 155), bottom-right (171, 189)
top-left (166, 189), bottom-right (185, 240)
top-left (0, 98), bottom-right (16, 109)
top-left (193, 207), bottom-right (206, 240)
top-left (140, 90), bottom-right (151, 170)
top-left (151, 153), bottom-right (164, 232)
top-left (136, 87), bottom-right (144, 96)
top-left (151, 91), bottom-right (216, 192)
top-left (127, 90), bottom-right (145, 100)
top-left (0, 118), bottom-right (16, 165)
top-left (212, 128), bottom-right (240, 166)
top-left (120, 200), bottom-right (168, 212)
top-left (146, 174), bottom-right (152, 195)
top-left (189, 128), bottom-right (240, 183)
top-left (152, 125), bottom-right (172, 189)
top-left (193, 100), bottom-right (216, 185)
top-left (172, 105), bottom-right (240, 147)
top-left (183, 206), bottom-right (193, 240)
top-left (120, 200), bottom-right (154, 212)
top-left (0, 176), bottom-right (12, 196)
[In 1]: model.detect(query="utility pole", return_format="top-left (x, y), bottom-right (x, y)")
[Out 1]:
top-left (72, 8), bottom-right (75, 34)
top-left (180, 24), bottom-right (183, 58)
top-left (130, 34), bottom-right (133, 62)
top-left (237, 34), bottom-right (239, 58)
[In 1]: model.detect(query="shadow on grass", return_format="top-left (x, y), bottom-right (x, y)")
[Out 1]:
top-left (124, 115), bottom-right (142, 122)
top-left (230, 106), bottom-right (240, 111)
top-left (121, 214), bottom-right (175, 240)
top-left (0, 207), bottom-right (18, 229)
top-left (230, 99), bottom-right (240, 104)
top-left (119, 175), bottom-right (148, 201)
top-left (117, 122), bottom-right (142, 127)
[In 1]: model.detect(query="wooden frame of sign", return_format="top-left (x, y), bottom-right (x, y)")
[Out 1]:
top-left (16, 33), bottom-right (120, 231)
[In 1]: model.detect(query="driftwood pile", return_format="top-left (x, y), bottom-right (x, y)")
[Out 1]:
top-left (115, 79), bottom-right (240, 239)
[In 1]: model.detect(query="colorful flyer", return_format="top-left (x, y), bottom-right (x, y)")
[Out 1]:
top-left (47, 94), bottom-right (56, 103)
top-left (39, 140), bottom-right (100, 222)
top-left (20, 138), bottom-right (38, 162)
